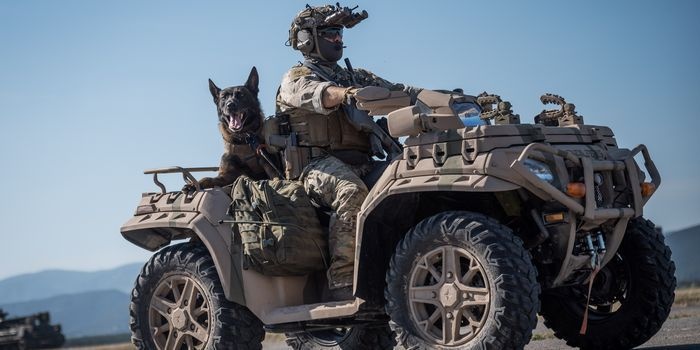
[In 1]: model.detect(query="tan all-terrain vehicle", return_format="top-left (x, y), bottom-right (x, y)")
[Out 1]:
top-left (121, 89), bottom-right (675, 350)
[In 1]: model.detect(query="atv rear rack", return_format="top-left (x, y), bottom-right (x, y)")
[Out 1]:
top-left (144, 166), bottom-right (219, 193)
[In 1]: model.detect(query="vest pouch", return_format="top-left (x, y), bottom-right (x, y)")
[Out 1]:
top-left (335, 111), bottom-right (372, 152)
top-left (283, 145), bottom-right (311, 180)
top-left (290, 113), bottom-right (334, 147)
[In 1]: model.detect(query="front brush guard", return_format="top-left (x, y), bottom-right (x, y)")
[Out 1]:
top-left (510, 143), bottom-right (660, 221)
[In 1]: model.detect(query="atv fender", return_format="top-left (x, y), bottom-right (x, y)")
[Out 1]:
top-left (354, 160), bottom-right (519, 297)
top-left (120, 189), bottom-right (245, 305)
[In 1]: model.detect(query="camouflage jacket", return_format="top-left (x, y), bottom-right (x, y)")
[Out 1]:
top-left (276, 61), bottom-right (420, 116)
top-left (274, 60), bottom-right (420, 169)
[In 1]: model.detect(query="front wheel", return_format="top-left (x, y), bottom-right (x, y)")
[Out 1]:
top-left (385, 211), bottom-right (540, 350)
top-left (130, 243), bottom-right (264, 350)
top-left (540, 218), bottom-right (676, 350)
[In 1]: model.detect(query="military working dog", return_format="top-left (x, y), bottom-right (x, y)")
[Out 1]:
top-left (191, 67), bottom-right (279, 190)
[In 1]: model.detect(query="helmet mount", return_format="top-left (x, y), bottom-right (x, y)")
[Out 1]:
top-left (287, 3), bottom-right (368, 63)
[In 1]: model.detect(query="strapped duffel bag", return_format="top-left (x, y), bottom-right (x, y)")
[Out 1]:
top-left (230, 176), bottom-right (328, 276)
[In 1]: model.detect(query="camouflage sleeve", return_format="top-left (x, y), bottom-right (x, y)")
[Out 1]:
top-left (278, 66), bottom-right (338, 115)
top-left (354, 68), bottom-right (423, 103)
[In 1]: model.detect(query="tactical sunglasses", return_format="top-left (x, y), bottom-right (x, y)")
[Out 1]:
top-left (317, 27), bottom-right (343, 39)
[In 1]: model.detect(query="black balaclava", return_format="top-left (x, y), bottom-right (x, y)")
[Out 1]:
top-left (315, 31), bottom-right (343, 63)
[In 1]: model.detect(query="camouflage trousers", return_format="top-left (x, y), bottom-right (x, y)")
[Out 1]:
top-left (300, 155), bottom-right (371, 289)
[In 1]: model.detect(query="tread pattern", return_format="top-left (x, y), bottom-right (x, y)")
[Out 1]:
top-left (385, 211), bottom-right (540, 350)
top-left (129, 243), bottom-right (264, 349)
top-left (540, 218), bottom-right (676, 350)
top-left (285, 324), bottom-right (396, 350)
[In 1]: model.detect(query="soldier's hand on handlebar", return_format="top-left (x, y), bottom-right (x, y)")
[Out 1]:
top-left (343, 87), bottom-right (360, 104)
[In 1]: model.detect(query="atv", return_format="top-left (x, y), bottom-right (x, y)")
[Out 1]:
top-left (121, 89), bottom-right (675, 349)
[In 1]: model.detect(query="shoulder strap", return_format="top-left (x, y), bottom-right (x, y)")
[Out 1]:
top-left (302, 60), bottom-right (336, 83)
top-left (245, 133), bottom-right (284, 178)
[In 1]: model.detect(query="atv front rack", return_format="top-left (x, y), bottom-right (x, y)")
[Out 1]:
top-left (144, 166), bottom-right (219, 193)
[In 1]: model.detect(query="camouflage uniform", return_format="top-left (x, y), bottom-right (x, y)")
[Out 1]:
top-left (301, 155), bottom-right (370, 288)
top-left (276, 61), bottom-right (418, 289)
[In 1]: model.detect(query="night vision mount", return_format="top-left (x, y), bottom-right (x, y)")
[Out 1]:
top-left (299, 3), bottom-right (368, 29)
top-left (288, 3), bottom-right (368, 53)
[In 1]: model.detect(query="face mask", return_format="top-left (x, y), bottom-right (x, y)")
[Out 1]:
top-left (316, 30), bottom-right (343, 63)
top-left (317, 38), bottom-right (343, 62)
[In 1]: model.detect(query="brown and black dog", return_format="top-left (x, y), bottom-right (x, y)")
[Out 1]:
top-left (193, 67), bottom-right (279, 190)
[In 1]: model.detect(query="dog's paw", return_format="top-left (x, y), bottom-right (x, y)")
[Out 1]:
top-left (181, 177), bottom-right (214, 193)
top-left (198, 177), bottom-right (215, 188)
top-left (181, 183), bottom-right (196, 193)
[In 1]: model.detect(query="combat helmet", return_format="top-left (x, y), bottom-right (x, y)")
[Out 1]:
top-left (287, 3), bottom-right (368, 63)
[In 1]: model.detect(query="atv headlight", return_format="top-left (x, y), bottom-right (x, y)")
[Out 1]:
top-left (523, 159), bottom-right (554, 183)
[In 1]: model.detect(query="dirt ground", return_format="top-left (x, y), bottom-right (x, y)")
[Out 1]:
top-left (61, 288), bottom-right (700, 350)
top-left (525, 304), bottom-right (700, 349)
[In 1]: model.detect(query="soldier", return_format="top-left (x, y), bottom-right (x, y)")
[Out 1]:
top-left (276, 4), bottom-right (421, 300)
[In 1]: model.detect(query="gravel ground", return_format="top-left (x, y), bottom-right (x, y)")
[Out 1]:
top-left (525, 305), bottom-right (700, 349)
top-left (261, 305), bottom-right (700, 350)
top-left (62, 294), bottom-right (700, 349)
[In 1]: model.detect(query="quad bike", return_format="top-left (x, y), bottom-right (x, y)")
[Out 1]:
top-left (121, 89), bottom-right (675, 349)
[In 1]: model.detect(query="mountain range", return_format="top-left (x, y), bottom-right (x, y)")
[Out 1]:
top-left (0, 263), bottom-right (141, 304)
top-left (0, 263), bottom-right (142, 338)
top-left (665, 223), bottom-right (700, 286)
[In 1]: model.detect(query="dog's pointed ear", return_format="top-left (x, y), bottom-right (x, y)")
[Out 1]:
top-left (209, 79), bottom-right (221, 102)
top-left (245, 66), bottom-right (259, 96)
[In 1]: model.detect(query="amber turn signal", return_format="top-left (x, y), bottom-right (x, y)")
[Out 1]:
top-left (543, 212), bottom-right (566, 224)
top-left (566, 182), bottom-right (586, 198)
top-left (641, 182), bottom-right (656, 197)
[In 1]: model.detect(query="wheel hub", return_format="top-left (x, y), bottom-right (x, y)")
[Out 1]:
top-left (171, 309), bottom-right (188, 330)
top-left (439, 283), bottom-right (459, 308)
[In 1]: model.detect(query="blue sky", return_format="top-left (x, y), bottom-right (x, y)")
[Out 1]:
top-left (1, 0), bottom-right (698, 280)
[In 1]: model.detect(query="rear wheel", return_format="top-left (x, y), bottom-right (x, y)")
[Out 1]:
top-left (285, 324), bottom-right (395, 349)
top-left (385, 211), bottom-right (540, 349)
top-left (130, 243), bottom-right (264, 350)
top-left (540, 218), bottom-right (676, 350)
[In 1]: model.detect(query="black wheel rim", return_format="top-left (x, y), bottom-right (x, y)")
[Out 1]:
top-left (566, 254), bottom-right (631, 322)
top-left (304, 327), bottom-right (352, 346)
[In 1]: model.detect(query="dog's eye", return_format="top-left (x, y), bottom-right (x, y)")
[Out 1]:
top-left (234, 91), bottom-right (242, 98)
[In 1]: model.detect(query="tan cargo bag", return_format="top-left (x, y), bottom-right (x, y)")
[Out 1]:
top-left (230, 176), bottom-right (328, 276)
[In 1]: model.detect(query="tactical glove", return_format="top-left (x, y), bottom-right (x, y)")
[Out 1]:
top-left (343, 86), bottom-right (360, 105)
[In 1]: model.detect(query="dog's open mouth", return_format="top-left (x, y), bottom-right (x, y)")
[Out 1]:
top-left (228, 112), bottom-right (244, 131)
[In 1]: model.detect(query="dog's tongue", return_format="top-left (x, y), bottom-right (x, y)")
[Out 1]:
top-left (229, 114), bottom-right (242, 131)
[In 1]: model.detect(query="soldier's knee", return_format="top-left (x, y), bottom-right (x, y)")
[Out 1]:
top-left (332, 182), bottom-right (367, 219)
top-left (336, 181), bottom-right (368, 203)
